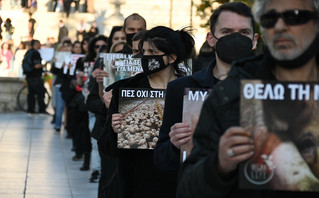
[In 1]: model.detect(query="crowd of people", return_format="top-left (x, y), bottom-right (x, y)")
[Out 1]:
top-left (48, 0), bottom-right (94, 15)
top-left (10, 0), bottom-right (319, 197)
top-left (7, 0), bottom-right (92, 16)
top-left (0, 12), bottom-right (99, 77)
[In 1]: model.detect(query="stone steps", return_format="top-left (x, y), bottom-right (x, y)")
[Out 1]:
top-left (0, 0), bottom-right (95, 44)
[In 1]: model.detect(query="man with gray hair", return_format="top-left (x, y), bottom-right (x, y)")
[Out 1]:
top-left (178, 0), bottom-right (319, 197)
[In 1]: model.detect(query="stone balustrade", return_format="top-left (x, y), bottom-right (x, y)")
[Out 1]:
top-left (0, 77), bottom-right (25, 112)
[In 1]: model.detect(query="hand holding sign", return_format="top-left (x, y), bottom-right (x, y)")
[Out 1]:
top-left (112, 113), bottom-right (123, 133)
top-left (218, 127), bottom-right (254, 176)
top-left (96, 69), bottom-right (109, 83)
top-left (169, 123), bottom-right (192, 150)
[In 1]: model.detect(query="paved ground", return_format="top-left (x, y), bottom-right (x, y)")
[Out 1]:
top-left (0, 112), bottom-right (98, 198)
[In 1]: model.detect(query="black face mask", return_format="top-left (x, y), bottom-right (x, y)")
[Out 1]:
top-left (267, 34), bottom-right (319, 69)
top-left (126, 33), bottom-right (136, 47)
top-left (214, 32), bottom-right (253, 64)
top-left (141, 54), bottom-right (169, 76)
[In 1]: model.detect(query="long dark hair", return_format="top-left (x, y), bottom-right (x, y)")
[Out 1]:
top-left (107, 26), bottom-right (124, 52)
top-left (81, 37), bottom-right (90, 55)
top-left (86, 35), bottom-right (108, 61)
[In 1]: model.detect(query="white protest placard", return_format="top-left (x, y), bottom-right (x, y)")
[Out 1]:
top-left (101, 53), bottom-right (133, 88)
top-left (54, 51), bottom-right (71, 69)
top-left (65, 54), bottom-right (86, 75)
top-left (114, 57), bottom-right (142, 81)
top-left (39, 48), bottom-right (55, 62)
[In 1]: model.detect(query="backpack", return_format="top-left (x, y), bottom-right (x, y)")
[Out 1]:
top-left (22, 49), bottom-right (34, 73)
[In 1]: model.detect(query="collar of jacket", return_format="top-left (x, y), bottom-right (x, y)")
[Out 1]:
top-left (192, 59), bottom-right (217, 88)
top-left (213, 54), bottom-right (266, 107)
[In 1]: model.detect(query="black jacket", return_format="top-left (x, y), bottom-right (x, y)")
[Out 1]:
top-left (193, 52), bottom-right (215, 74)
top-left (86, 75), bottom-right (108, 140)
top-left (25, 49), bottom-right (42, 78)
top-left (154, 60), bottom-right (217, 171)
top-left (50, 63), bottom-right (64, 85)
top-left (98, 73), bottom-right (177, 198)
top-left (177, 53), bottom-right (318, 197)
top-left (58, 25), bottom-right (68, 43)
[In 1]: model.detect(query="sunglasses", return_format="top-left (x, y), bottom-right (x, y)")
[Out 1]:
top-left (260, 9), bottom-right (317, 28)
top-left (94, 44), bottom-right (107, 49)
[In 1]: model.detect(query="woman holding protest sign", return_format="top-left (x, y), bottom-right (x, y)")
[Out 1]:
top-left (98, 26), bottom-right (194, 198)
top-left (50, 39), bottom-right (73, 132)
top-left (70, 35), bottom-right (108, 171)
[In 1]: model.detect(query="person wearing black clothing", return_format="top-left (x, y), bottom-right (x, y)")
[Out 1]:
top-left (178, 0), bottom-right (319, 197)
top-left (28, 13), bottom-right (36, 39)
top-left (51, 40), bottom-right (73, 132)
top-left (21, 0), bottom-right (28, 9)
top-left (0, 17), bottom-right (3, 40)
top-left (87, 64), bottom-right (119, 198)
top-left (58, 20), bottom-right (69, 43)
top-left (119, 13), bottom-right (146, 54)
top-left (61, 39), bottom-right (88, 151)
top-left (86, 43), bottom-right (107, 180)
top-left (63, 0), bottom-right (72, 17)
top-left (23, 39), bottom-right (47, 114)
top-left (87, 21), bottom-right (99, 39)
top-left (50, 0), bottom-right (58, 12)
top-left (4, 18), bottom-right (14, 40)
top-left (72, 0), bottom-right (80, 12)
top-left (73, 36), bottom-right (108, 172)
top-left (154, 2), bottom-right (258, 173)
top-left (106, 26), bottom-right (125, 53)
top-left (64, 54), bottom-right (90, 163)
top-left (192, 41), bottom-right (215, 74)
top-left (154, 62), bottom-right (216, 171)
top-left (98, 26), bottom-right (195, 198)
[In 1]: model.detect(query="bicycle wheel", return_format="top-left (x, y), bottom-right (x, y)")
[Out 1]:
top-left (17, 86), bottom-right (51, 112)
top-left (17, 85), bottom-right (28, 112)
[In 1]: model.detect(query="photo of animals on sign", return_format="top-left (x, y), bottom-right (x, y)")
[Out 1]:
top-left (239, 79), bottom-right (319, 192)
top-left (118, 88), bottom-right (165, 149)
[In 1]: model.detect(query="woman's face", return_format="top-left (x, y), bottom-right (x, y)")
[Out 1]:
top-left (112, 31), bottom-right (126, 45)
top-left (72, 43), bottom-right (82, 54)
top-left (142, 41), bottom-right (169, 64)
top-left (94, 40), bottom-right (107, 54)
top-left (62, 43), bottom-right (72, 52)
top-left (142, 41), bottom-right (164, 56)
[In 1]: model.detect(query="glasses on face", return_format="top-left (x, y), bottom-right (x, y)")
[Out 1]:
top-left (260, 9), bottom-right (317, 28)
top-left (94, 44), bottom-right (107, 49)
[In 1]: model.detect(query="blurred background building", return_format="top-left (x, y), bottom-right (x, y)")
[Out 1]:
top-left (0, 0), bottom-right (210, 52)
